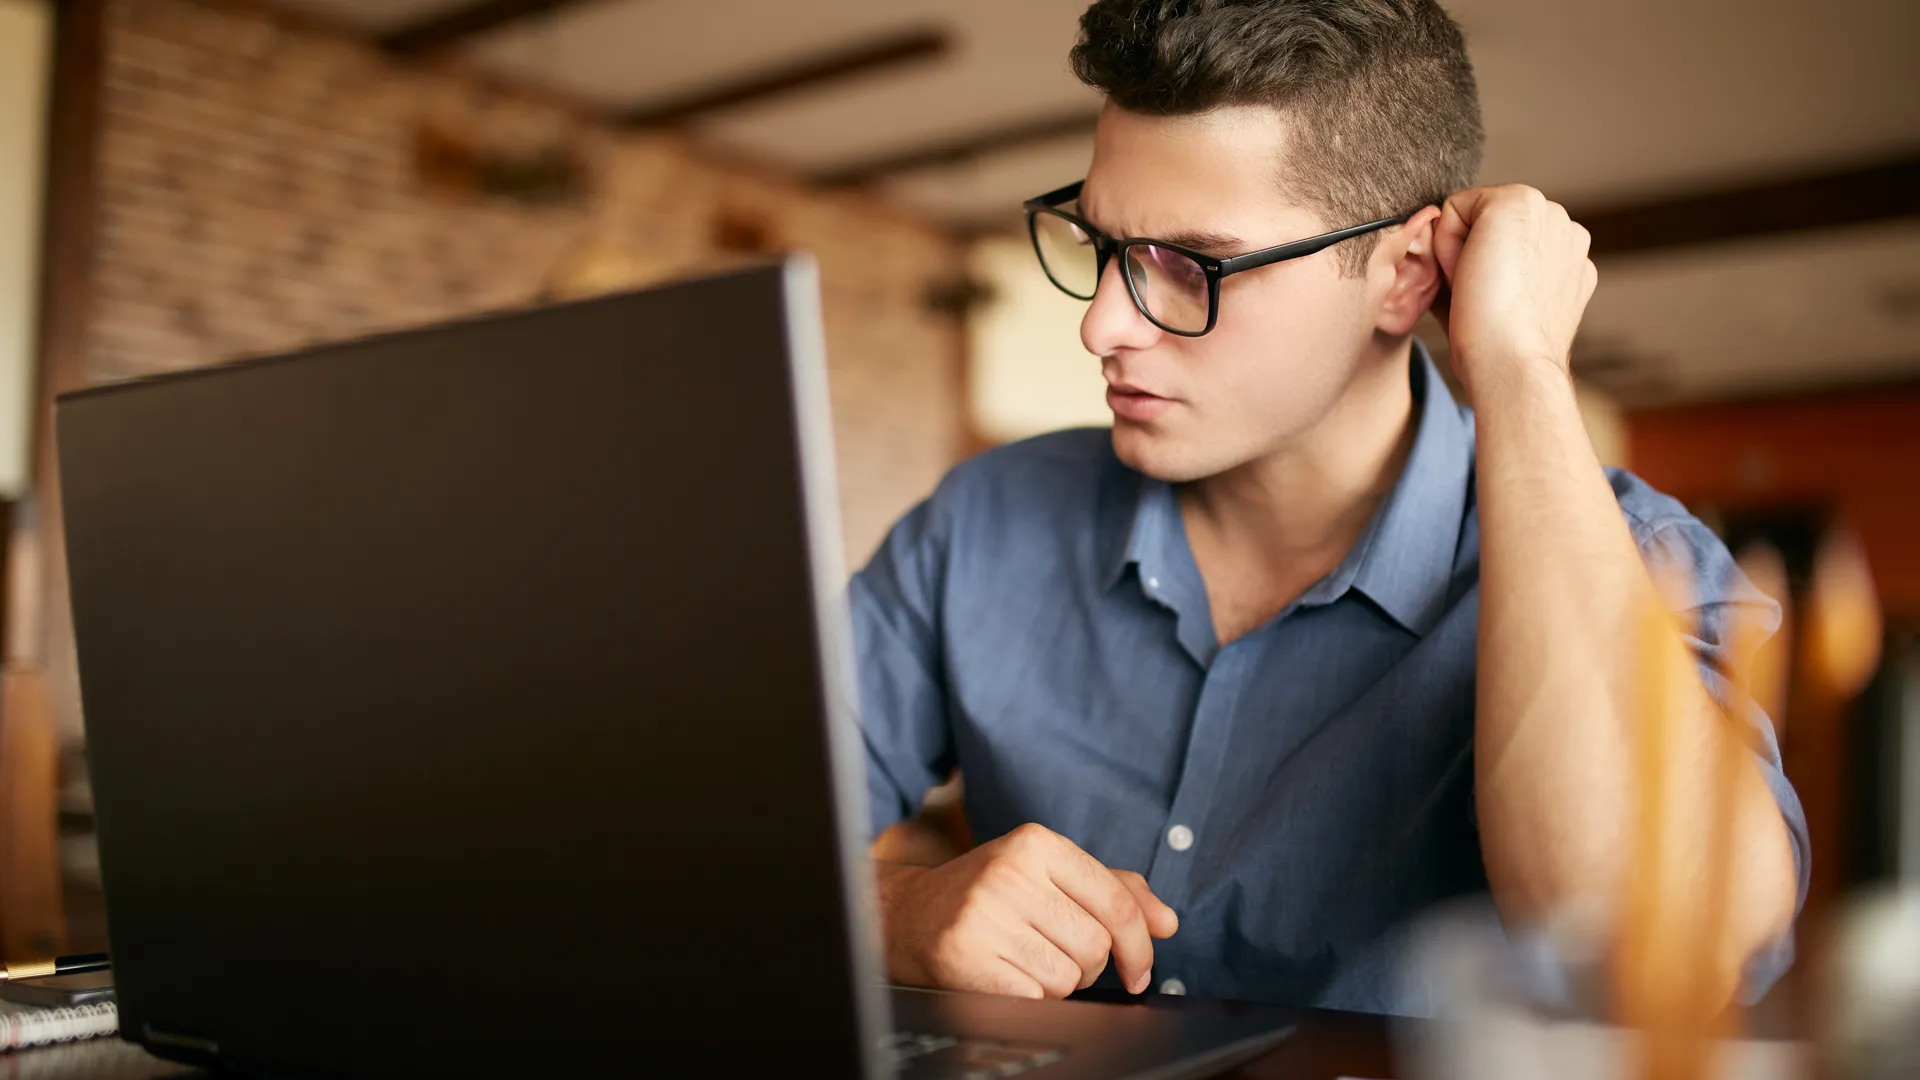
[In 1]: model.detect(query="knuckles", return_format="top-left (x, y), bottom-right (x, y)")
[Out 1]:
top-left (1075, 921), bottom-right (1115, 963)
top-left (1004, 821), bottom-right (1060, 855)
top-left (1036, 960), bottom-right (1080, 998)
top-left (1492, 183), bottom-right (1547, 208)
top-left (1093, 886), bottom-right (1143, 931)
top-left (974, 854), bottom-right (1030, 898)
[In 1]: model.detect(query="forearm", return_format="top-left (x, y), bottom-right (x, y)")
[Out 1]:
top-left (1469, 360), bottom-right (1796, 981)
top-left (871, 818), bottom-right (966, 867)
top-left (870, 775), bottom-right (973, 867)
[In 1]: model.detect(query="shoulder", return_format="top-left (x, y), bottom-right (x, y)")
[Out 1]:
top-left (859, 427), bottom-right (1132, 585)
top-left (944, 427), bottom-right (1121, 489)
top-left (925, 427), bottom-right (1127, 524)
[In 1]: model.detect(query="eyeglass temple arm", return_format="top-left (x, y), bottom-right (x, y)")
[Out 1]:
top-left (1025, 180), bottom-right (1087, 211)
top-left (1216, 210), bottom-right (1418, 276)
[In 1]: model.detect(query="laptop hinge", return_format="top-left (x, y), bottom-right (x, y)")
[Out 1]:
top-left (143, 1024), bottom-right (221, 1057)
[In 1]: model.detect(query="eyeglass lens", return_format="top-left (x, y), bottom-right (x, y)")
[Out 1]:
top-left (1031, 212), bottom-right (1099, 298)
top-left (1031, 211), bottom-right (1211, 333)
top-left (1124, 243), bottom-right (1210, 333)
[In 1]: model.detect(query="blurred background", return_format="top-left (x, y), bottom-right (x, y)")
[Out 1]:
top-left (0, 0), bottom-right (1915, 1015)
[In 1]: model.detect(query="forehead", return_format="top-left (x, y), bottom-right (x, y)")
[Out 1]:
top-left (1079, 104), bottom-right (1324, 241)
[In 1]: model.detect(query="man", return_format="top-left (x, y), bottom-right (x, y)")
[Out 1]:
top-left (852, 0), bottom-right (1806, 1013)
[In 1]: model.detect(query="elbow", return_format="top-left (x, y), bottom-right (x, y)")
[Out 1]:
top-left (1734, 805), bottom-right (1802, 961)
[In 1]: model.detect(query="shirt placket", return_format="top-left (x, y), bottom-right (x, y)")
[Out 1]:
top-left (1142, 639), bottom-right (1249, 996)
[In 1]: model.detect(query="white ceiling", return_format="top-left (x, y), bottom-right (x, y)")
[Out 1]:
top-left (1581, 219), bottom-right (1920, 399)
top-left (267, 0), bottom-right (1920, 402)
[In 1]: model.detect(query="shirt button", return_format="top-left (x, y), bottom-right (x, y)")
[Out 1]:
top-left (1166, 824), bottom-right (1194, 851)
top-left (1146, 576), bottom-right (1160, 590)
top-left (1160, 978), bottom-right (1187, 996)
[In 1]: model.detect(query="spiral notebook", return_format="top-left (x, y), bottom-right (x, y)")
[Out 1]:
top-left (1, 1001), bottom-right (119, 1053)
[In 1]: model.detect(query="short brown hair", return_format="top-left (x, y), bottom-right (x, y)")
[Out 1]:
top-left (1071, 0), bottom-right (1483, 274)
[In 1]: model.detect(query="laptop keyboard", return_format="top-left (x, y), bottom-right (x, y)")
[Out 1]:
top-left (886, 1031), bottom-right (1068, 1078)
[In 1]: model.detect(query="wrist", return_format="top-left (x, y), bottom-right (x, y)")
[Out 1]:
top-left (1459, 348), bottom-right (1577, 414)
top-left (872, 861), bottom-right (933, 984)
top-left (874, 860), bottom-right (928, 896)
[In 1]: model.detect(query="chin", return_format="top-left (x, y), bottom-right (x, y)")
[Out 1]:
top-left (1109, 422), bottom-right (1224, 483)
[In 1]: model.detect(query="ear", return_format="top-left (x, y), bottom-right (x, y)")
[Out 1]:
top-left (1371, 205), bottom-right (1444, 337)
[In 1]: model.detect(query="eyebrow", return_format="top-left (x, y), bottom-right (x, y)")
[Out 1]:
top-left (1074, 198), bottom-right (1246, 259)
top-left (1152, 229), bottom-right (1246, 258)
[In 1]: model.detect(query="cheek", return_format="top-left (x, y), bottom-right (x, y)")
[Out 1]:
top-left (1193, 276), bottom-right (1339, 392)
top-left (1213, 264), bottom-right (1353, 341)
top-left (1180, 275), bottom-right (1366, 424)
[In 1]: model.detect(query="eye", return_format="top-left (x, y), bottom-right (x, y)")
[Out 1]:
top-left (1146, 247), bottom-right (1206, 293)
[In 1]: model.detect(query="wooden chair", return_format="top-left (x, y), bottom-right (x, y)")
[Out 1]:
top-left (0, 664), bottom-right (68, 959)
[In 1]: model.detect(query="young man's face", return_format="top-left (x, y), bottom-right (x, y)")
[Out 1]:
top-left (1078, 104), bottom-right (1396, 482)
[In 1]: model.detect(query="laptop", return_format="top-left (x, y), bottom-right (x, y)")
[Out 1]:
top-left (57, 259), bottom-right (1294, 1078)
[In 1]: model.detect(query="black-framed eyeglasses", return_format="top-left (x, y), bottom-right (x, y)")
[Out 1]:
top-left (1024, 180), bottom-right (1416, 337)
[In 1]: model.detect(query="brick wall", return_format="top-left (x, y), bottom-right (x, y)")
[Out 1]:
top-left (90, 0), bottom-right (968, 565)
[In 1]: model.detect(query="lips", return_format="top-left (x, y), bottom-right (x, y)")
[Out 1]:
top-left (1106, 383), bottom-right (1174, 423)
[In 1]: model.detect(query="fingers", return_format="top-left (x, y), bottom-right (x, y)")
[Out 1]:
top-left (983, 835), bottom-right (1113, 989)
top-left (1000, 923), bottom-right (1088, 999)
top-left (1035, 840), bottom-right (1157, 994)
top-left (1439, 184), bottom-right (1502, 226)
top-left (961, 957), bottom-right (1048, 1001)
top-left (1434, 183), bottom-right (1597, 339)
top-left (1429, 279), bottom-right (1453, 334)
top-left (911, 853), bottom-right (1085, 999)
top-left (1434, 184), bottom-right (1528, 284)
top-left (1112, 870), bottom-right (1179, 939)
top-left (1433, 197), bottom-right (1470, 285)
top-left (1024, 883), bottom-right (1113, 990)
top-left (895, 824), bottom-right (1179, 1002)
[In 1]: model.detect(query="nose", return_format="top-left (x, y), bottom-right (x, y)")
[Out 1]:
top-left (1080, 256), bottom-right (1162, 359)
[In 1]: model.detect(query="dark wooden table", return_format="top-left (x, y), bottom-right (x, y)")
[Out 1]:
top-left (11, 1008), bottom-right (1399, 1079)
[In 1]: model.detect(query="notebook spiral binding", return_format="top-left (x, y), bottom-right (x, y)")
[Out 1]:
top-left (2, 1002), bottom-right (119, 1052)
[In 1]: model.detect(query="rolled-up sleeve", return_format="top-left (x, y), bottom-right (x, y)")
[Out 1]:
top-left (1635, 515), bottom-right (1811, 1002)
top-left (848, 484), bottom-right (959, 841)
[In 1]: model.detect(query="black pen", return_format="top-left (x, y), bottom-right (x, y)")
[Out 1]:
top-left (0, 953), bottom-right (110, 982)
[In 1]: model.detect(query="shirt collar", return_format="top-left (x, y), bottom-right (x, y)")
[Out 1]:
top-left (1102, 469), bottom-right (1165, 593)
top-left (1346, 342), bottom-right (1475, 635)
top-left (1102, 340), bottom-right (1474, 638)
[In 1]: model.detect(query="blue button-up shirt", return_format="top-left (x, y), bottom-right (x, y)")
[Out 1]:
top-left (849, 346), bottom-right (1809, 1013)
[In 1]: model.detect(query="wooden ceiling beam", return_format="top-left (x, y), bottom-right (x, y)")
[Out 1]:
top-left (381, 0), bottom-right (602, 57)
top-left (622, 27), bottom-right (950, 128)
top-left (1579, 153), bottom-right (1920, 257)
top-left (815, 108), bottom-right (1102, 187)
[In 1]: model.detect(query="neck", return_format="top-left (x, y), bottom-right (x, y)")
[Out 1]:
top-left (1181, 340), bottom-right (1420, 567)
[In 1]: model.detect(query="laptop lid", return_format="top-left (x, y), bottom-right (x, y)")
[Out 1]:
top-left (58, 260), bottom-right (889, 1077)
